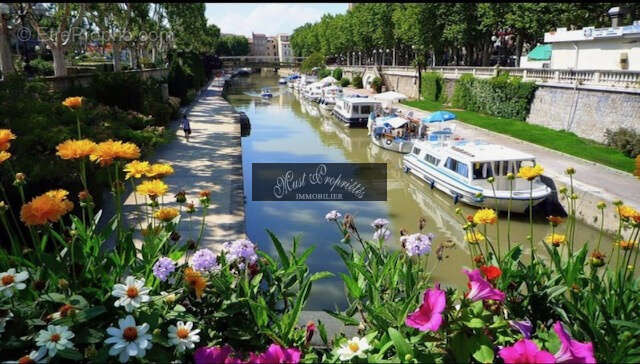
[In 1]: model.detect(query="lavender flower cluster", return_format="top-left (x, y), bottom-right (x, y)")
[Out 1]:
top-left (402, 233), bottom-right (434, 257)
top-left (191, 249), bottom-right (220, 272)
top-left (222, 239), bottom-right (258, 269)
top-left (152, 257), bottom-right (176, 281)
top-left (325, 210), bottom-right (342, 221)
top-left (371, 218), bottom-right (391, 242)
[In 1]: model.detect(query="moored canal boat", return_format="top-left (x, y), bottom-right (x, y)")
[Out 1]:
top-left (368, 114), bottom-right (415, 153)
top-left (402, 133), bottom-right (552, 212)
top-left (332, 97), bottom-right (382, 127)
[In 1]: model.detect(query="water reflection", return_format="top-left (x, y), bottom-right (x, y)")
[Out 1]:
top-left (227, 74), bottom-right (605, 310)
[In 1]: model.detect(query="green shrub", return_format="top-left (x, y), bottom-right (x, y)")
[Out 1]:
top-left (371, 76), bottom-right (383, 93)
top-left (29, 58), bottom-right (54, 77)
top-left (300, 52), bottom-right (325, 73)
top-left (352, 74), bottom-right (363, 89)
top-left (451, 73), bottom-right (537, 121)
top-left (332, 67), bottom-right (343, 80)
top-left (340, 78), bottom-right (350, 87)
top-left (90, 72), bottom-right (146, 112)
top-left (317, 68), bottom-right (331, 78)
top-left (422, 72), bottom-right (445, 102)
top-left (168, 50), bottom-right (207, 101)
top-left (605, 127), bottom-right (640, 158)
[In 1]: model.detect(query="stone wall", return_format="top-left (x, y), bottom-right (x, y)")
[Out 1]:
top-left (526, 85), bottom-right (640, 142)
top-left (35, 68), bottom-right (169, 92)
top-left (380, 72), bottom-right (419, 99)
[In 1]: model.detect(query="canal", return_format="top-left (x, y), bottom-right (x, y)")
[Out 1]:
top-left (226, 73), bottom-right (605, 310)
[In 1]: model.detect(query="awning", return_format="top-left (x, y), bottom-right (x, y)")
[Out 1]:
top-left (381, 117), bottom-right (408, 129)
top-left (527, 44), bottom-right (552, 61)
top-left (422, 111), bottom-right (456, 123)
top-left (373, 91), bottom-right (408, 103)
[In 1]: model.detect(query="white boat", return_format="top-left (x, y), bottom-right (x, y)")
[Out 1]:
top-left (260, 88), bottom-right (273, 98)
top-left (402, 133), bottom-right (552, 213)
top-left (322, 85), bottom-right (343, 102)
top-left (304, 82), bottom-right (324, 101)
top-left (295, 75), bottom-right (317, 93)
top-left (332, 97), bottom-right (382, 127)
top-left (278, 77), bottom-right (287, 85)
top-left (368, 114), bottom-right (415, 153)
top-left (318, 97), bottom-right (334, 115)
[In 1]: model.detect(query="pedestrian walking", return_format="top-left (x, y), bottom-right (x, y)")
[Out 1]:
top-left (181, 113), bottom-right (191, 142)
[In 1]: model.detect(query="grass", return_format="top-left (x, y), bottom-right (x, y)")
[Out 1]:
top-left (403, 100), bottom-right (636, 173)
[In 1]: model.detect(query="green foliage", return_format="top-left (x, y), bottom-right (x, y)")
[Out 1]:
top-left (403, 99), bottom-right (636, 173)
top-left (604, 127), bottom-right (640, 158)
top-left (29, 58), bottom-right (54, 77)
top-left (371, 76), bottom-right (383, 93)
top-left (317, 68), bottom-right (332, 79)
top-left (340, 78), bottom-right (351, 87)
top-left (421, 72), bottom-right (445, 102)
top-left (451, 73), bottom-right (537, 121)
top-left (163, 3), bottom-right (219, 53)
top-left (216, 34), bottom-right (250, 56)
top-left (332, 67), bottom-right (343, 81)
top-left (300, 52), bottom-right (326, 73)
top-left (352, 74), bottom-right (363, 89)
top-left (167, 50), bottom-right (208, 103)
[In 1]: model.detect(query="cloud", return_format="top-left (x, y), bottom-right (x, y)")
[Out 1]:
top-left (206, 3), bottom-right (347, 37)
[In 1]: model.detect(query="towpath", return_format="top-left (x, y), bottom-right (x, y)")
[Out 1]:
top-left (118, 81), bottom-right (246, 252)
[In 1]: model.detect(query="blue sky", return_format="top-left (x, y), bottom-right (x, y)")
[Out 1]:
top-left (205, 3), bottom-right (348, 37)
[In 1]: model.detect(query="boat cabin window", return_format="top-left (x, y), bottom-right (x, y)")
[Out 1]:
top-left (412, 147), bottom-right (421, 155)
top-left (445, 157), bottom-right (468, 178)
top-left (424, 153), bottom-right (440, 166)
top-left (472, 162), bottom-right (494, 179)
top-left (359, 105), bottom-right (372, 115)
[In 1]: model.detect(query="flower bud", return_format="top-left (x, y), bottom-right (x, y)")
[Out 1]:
top-left (58, 278), bottom-right (69, 289)
top-left (84, 345), bottom-right (98, 359)
top-left (175, 191), bottom-right (187, 204)
top-left (613, 199), bottom-right (623, 206)
top-left (0, 201), bottom-right (7, 213)
top-left (475, 192), bottom-right (483, 199)
top-left (455, 207), bottom-right (462, 215)
top-left (78, 190), bottom-right (92, 202)
top-left (596, 201), bottom-right (606, 210)
top-left (506, 172), bottom-right (515, 180)
top-left (153, 328), bottom-right (162, 336)
top-left (565, 167), bottom-right (575, 175)
top-left (14, 172), bottom-right (26, 183)
top-left (559, 187), bottom-right (568, 194)
top-left (570, 193), bottom-right (578, 200)
top-left (404, 354), bottom-right (413, 361)
top-left (186, 202), bottom-right (196, 213)
top-left (170, 231), bottom-right (181, 242)
top-left (164, 293), bottom-right (177, 304)
top-left (487, 176), bottom-right (495, 184)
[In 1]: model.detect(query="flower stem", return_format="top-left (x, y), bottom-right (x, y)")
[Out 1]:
top-left (529, 181), bottom-right (535, 261)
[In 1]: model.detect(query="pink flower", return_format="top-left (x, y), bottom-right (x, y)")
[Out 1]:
top-left (464, 268), bottom-right (505, 302)
top-left (553, 322), bottom-right (596, 363)
top-left (194, 345), bottom-right (243, 364)
top-left (405, 284), bottom-right (446, 332)
top-left (499, 339), bottom-right (556, 363)
top-left (249, 344), bottom-right (301, 364)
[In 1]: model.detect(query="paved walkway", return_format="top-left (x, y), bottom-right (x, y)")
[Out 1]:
top-left (119, 81), bottom-right (246, 252)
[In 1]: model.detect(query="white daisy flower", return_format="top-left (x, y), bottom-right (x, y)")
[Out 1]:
top-left (168, 321), bottom-right (200, 352)
top-left (9, 348), bottom-right (48, 363)
top-left (336, 336), bottom-right (371, 361)
top-left (0, 268), bottom-right (29, 298)
top-left (35, 325), bottom-right (74, 358)
top-left (105, 315), bottom-right (152, 363)
top-left (112, 276), bottom-right (151, 312)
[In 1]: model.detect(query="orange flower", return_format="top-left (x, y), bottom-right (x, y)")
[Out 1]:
top-left (56, 139), bottom-right (97, 160)
top-left (123, 160), bottom-right (151, 179)
top-left (617, 205), bottom-right (638, 221)
top-left (184, 267), bottom-right (207, 299)
top-left (62, 96), bottom-right (83, 109)
top-left (546, 216), bottom-right (564, 227)
top-left (145, 163), bottom-right (174, 178)
top-left (20, 189), bottom-right (74, 226)
top-left (136, 179), bottom-right (168, 198)
top-left (0, 129), bottom-right (16, 151)
top-left (89, 140), bottom-right (141, 167)
top-left (473, 208), bottom-right (497, 225)
top-left (153, 207), bottom-right (179, 222)
top-left (0, 151), bottom-right (10, 164)
top-left (517, 164), bottom-right (544, 181)
top-left (617, 240), bottom-right (637, 251)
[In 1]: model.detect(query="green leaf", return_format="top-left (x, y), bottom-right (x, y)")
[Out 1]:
top-left (324, 310), bottom-right (360, 326)
top-left (173, 304), bottom-right (186, 312)
top-left (473, 345), bottom-right (495, 363)
top-left (464, 318), bottom-right (485, 328)
top-left (340, 273), bottom-right (361, 299)
top-left (317, 319), bottom-right (328, 344)
top-left (58, 349), bottom-right (83, 360)
top-left (309, 271), bottom-right (334, 282)
top-left (388, 327), bottom-right (412, 359)
top-left (266, 229), bottom-right (290, 269)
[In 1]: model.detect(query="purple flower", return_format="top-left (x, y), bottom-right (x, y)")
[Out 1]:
top-left (404, 233), bottom-right (433, 257)
top-left (152, 257), bottom-right (176, 282)
top-left (191, 249), bottom-right (219, 272)
top-left (499, 339), bottom-right (555, 364)
top-left (553, 321), bottom-right (596, 363)
top-left (222, 239), bottom-right (258, 266)
top-left (370, 218), bottom-right (390, 229)
top-left (463, 269), bottom-right (505, 302)
top-left (249, 344), bottom-right (301, 364)
top-left (325, 210), bottom-right (342, 221)
top-left (194, 345), bottom-right (242, 364)
top-left (405, 284), bottom-right (446, 332)
top-left (373, 227), bottom-right (391, 242)
top-left (509, 319), bottom-right (533, 339)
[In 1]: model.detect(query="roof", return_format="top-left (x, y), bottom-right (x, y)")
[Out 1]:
top-left (380, 116), bottom-right (408, 129)
top-left (527, 44), bottom-right (552, 61)
top-left (413, 139), bottom-right (535, 163)
top-left (342, 97), bottom-right (380, 105)
top-left (373, 91), bottom-right (408, 101)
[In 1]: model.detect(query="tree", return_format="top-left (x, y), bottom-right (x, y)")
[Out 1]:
top-left (163, 3), bottom-right (217, 54)
top-left (300, 52), bottom-right (324, 73)
top-left (26, 3), bottom-right (86, 77)
top-left (0, 5), bottom-right (13, 76)
top-left (216, 34), bottom-right (249, 56)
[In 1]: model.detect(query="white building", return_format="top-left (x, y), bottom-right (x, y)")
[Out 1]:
top-left (276, 34), bottom-right (292, 62)
top-left (544, 20), bottom-right (640, 70)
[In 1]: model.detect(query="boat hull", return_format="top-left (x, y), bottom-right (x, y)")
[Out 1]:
top-left (403, 157), bottom-right (549, 213)
top-left (371, 134), bottom-right (413, 153)
top-left (332, 109), bottom-right (367, 127)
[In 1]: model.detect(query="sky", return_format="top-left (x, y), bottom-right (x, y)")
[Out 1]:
top-left (205, 3), bottom-right (348, 38)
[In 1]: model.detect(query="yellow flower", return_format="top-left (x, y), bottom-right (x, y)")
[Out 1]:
top-left (0, 151), bottom-right (11, 164)
top-left (123, 160), bottom-right (151, 179)
top-left (473, 208), bottom-right (497, 225)
top-left (517, 164), bottom-right (544, 181)
top-left (89, 140), bottom-right (141, 167)
top-left (617, 240), bottom-right (637, 251)
top-left (184, 267), bottom-right (207, 299)
top-left (146, 163), bottom-right (174, 178)
top-left (545, 233), bottom-right (567, 247)
top-left (154, 207), bottom-right (179, 222)
top-left (20, 189), bottom-right (74, 226)
top-left (56, 139), bottom-right (97, 160)
top-left (62, 96), bottom-right (83, 109)
top-left (465, 231), bottom-right (485, 244)
top-left (136, 179), bottom-right (169, 198)
top-left (617, 205), bottom-right (638, 221)
top-left (0, 129), bottom-right (16, 151)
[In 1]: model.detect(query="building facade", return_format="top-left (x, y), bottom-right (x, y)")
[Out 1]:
top-left (545, 21), bottom-right (640, 71)
top-left (250, 33), bottom-right (267, 58)
top-left (276, 34), bottom-right (292, 62)
top-left (266, 36), bottom-right (278, 58)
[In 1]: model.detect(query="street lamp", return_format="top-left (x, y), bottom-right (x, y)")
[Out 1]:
top-left (358, 51), bottom-right (361, 66)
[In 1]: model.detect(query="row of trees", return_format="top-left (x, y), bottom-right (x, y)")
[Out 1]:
top-left (0, 3), bottom-right (248, 78)
top-left (291, 3), bottom-right (640, 67)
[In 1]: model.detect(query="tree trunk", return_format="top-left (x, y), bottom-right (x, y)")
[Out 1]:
top-left (0, 16), bottom-right (14, 76)
top-left (515, 34), bottom-right (523, 67)
top-left (113, 43), bottom-right (122, 72)
top-left (482, 41), bottom-right (490, 66)
top-left (52, 47), bottom-right (67, 77)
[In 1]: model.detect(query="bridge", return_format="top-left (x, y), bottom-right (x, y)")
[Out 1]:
top-left (219, 56), bottom-right (305, 69)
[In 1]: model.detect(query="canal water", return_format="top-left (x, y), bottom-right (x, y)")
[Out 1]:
top-left (227, 74), bottom-right (605, 311)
